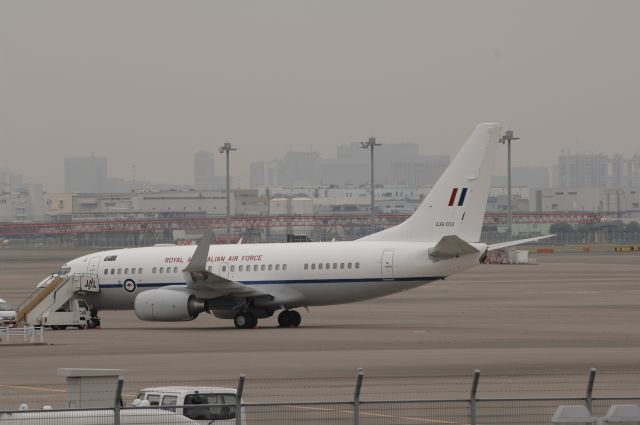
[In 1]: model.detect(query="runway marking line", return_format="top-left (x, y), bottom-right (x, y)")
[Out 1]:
top-left (287, 403), bottom-right (466, 424)
top-left (0, 384), bottom-right (65, 393)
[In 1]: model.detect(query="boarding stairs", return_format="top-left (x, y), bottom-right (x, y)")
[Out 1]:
top-left (15, 273), bottom-right (100, 327)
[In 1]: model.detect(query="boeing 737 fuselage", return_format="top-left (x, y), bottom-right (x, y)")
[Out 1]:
top-left (36, 124), bottom-right (550, 328)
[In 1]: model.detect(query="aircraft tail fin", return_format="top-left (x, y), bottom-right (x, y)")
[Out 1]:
top-left (360, 123), bottom-right (502, 243)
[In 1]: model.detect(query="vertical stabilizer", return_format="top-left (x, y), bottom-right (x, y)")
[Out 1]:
top-left (360, 123), bottom-right (502, 243)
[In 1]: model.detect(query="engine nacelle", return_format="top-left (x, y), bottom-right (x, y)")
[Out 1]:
top-left (134, 289), bottom-right (206, 321)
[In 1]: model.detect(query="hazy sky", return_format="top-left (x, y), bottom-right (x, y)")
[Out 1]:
top-left (2, 1), bottom-right (639, 191)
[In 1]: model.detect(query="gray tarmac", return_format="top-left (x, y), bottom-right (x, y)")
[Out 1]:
top-left (1, 249), bottom-right (640, 409)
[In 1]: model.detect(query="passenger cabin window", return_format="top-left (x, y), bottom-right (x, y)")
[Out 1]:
top-left (131, 268), bottom-right (136, 275)
top-left (104, 269), bottom-right (108, 275)
top-left (348, 263), bottom-right (352, 269)
top-left (318, 263), bottom-right (323, 270)
top-left (275, 264), bottom-right (280, 271)
top-left (304, 264), bottom-right (308, 270)
top-left (311, 264), bottom-right (316, 270)
top-left (283, 264), bottom-right (287, 271)
top-left (268, 264), bottom-right (273, 271)
top-left (325, 263), bottom-right (330, 269)
top-left (230, 265), bottom-right (235, 272)
top-left (124, 268), bottom-right (129, 274)
top-left (261, 265), bottom-right (266, 271)
top-left (117, 268), bottom-right (122, 274)
top-left (340, 263), bottom-right (345, 269)
top-left (222, 265), bottom-right (227, 272)
top-left (254, 265), bottom-right (258, 271)
top-left (111, 269), bottom-right (115, 275)
top-left (159, 267), bottom-right (164, 274)
top-left (152, 267), bottom-right (157, 274)
top-left (173, 267), bottom-right (178, 273)
top-left (355, 262), bottom-right (360, 269)
top-left (333, 263), bottom-right (338, 269)
top-left (138, 268), bottom-right (143, 274)
top-left (239, 265), bottom-right (244, 272)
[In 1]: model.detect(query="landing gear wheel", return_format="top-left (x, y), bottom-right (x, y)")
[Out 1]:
top-left (87, 319), bottom-right (96, 329)
top-left (278, 310), bottom-right (301, 328)
top-left (93, 317), bottom-right (101, 328)
top-left (290, 310), bottom-right (302, 327)
top-left (278, 310), bottom-right (292, 327)
top-left (77, 324), bottom-right (86, 330)
top-left (234, 312), bottom-right (257, 329)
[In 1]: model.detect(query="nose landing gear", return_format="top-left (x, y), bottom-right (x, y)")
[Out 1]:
top-left (277, 310), bottom-right (301, 328)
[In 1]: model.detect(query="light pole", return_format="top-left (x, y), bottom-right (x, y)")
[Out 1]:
top-left (361, 137), bottom-right (381, 233)
top-left (219, 141), bottom-right (237, 243)
top-left (499, 130), bottom-right (520, 241)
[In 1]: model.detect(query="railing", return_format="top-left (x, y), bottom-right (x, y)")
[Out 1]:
top-left (0, 326), bottom-right (45, 344)
top-left (14, 276), bottom-right (67, 325)
top-left (2, 368), bottom-right (639, 424)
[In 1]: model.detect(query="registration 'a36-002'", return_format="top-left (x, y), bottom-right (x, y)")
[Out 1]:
top-left (435, 221), bottom-right (455, 227)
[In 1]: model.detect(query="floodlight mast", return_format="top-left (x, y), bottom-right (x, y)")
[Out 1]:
top-left (499, 130), bottom-right (520, 241)
top-left (361, 137), bottom-right (381, 233)
top-left (219, 142), bottom-right (237, 243)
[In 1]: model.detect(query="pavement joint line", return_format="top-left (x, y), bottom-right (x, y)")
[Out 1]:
top-left (287, 404), bottom-right (464, 424)
top-left (0, 384), bottom-right (66, 393)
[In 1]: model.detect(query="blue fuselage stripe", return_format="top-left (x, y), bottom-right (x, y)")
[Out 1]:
top-left (98, 276), bottom-right (444, 289)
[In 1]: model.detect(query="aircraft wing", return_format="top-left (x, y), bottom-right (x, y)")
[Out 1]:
top-left (487, 234), bottom-right (555, 251)
top-left (183, 231), bottom-right (271, 298)
top-left (428, 235), bottom-right (479, 259)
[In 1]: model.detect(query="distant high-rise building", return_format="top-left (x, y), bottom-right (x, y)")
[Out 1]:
top-left (64, 156), bottom-right (108, 193)
top-left (194, 150), bottom-right (216, 190)
top-left (554, 152), bottom-right (640, 188)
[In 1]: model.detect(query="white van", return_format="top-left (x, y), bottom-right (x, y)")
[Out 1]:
top-left (134, 386), bottom-right (245, 424)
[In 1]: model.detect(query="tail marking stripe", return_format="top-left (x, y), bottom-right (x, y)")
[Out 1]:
top-left (448, 188), bottom-right (458, 206)
top-left (458, 188), bottom-right (468, 206)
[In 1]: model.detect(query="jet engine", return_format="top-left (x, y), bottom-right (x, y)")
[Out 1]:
top-left (134, 289), bottom-right (206, 321)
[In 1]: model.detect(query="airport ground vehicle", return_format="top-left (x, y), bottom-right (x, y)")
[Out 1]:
top-left (40, 298), bottom-right (92, 330)
top-left (134, 386), bottom-right (244, 424)
top-left (0, 298), bottom-right (16, 326)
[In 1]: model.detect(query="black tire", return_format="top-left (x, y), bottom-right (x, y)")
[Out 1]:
top-left (234, 312), bottom-right (257, 329)
top-left (77, 324), bottom-right (86, 330)
top-left (277, 310), bottom-right (293, 328)
top-left (87, 319), bottom-right (96, 329)
top-left (290, 310), bottom-right (302, 327)
top-left (93, 318), bottom-right (101, 327)
top-left (247, 313), bottom-right (258, 329)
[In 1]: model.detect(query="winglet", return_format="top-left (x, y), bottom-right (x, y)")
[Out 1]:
top-left (184, 230), bottom-right (213, 272)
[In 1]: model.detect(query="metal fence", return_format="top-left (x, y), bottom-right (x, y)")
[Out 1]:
top-left (3, 369), bottom-right (640, 424)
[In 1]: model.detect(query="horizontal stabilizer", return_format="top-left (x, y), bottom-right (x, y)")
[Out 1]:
top-left (488, 234), bottom-right (555, 251)
top-left (428, 235), bottom-right (479, 259)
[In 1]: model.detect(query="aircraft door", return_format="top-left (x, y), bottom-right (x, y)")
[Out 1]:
top-left (86, 256), bottom-right (100, 276)
top-left (381, 250), bottom-right (394, 280)
top-left (219, 262), bottom-right (230, 279)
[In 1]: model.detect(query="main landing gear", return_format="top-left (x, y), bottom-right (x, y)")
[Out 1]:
top-left (278, 310), bottom-right (301, 328)
top-left (234, 312), bottom-right (258, 329)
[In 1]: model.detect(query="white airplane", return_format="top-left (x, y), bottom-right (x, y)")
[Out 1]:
top-left (40, 123), bottom-right (550, 329)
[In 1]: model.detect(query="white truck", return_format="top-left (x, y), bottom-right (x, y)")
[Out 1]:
top-left (40, 298), bottom-right (93, 330)
top-left (133, 386), bottom-right (245, 424)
